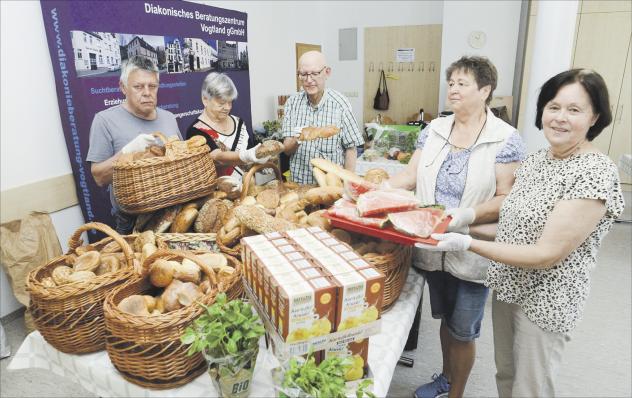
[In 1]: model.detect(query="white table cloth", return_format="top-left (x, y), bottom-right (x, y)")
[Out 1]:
top-left (8, 271), bottom-right (425, 397)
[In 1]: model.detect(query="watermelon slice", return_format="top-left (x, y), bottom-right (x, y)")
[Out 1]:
top-left (327, 198), bottom-right (388, 228)
top-left (388, 208), bottom-right (445, 238)
top-left (343, 179), bottom-right (376, 201)
top-left (356, 189), bottom-right (420, 217)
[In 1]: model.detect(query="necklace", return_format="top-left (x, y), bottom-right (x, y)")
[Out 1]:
top-left (447, 114), bottom-right (487, 152)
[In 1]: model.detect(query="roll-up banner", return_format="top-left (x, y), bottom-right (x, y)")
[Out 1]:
top-left (40, 1), bottom-right (250, 240)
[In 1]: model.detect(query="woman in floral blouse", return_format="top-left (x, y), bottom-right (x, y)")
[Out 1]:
top-left (418, 69), bottom-right (625, 397)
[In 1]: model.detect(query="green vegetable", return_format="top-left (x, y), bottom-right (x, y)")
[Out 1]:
top-left (263, 120), bottom-right (281, 133)
top-left (181, 293), bottom-right (265, 359)
top-left (279, 352), bottom-right (375, 398)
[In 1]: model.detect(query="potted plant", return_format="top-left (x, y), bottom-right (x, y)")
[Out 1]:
top-left (181, 293), bottom-right (265, 398)
top-left (274, 352), bottom-right (375, 398)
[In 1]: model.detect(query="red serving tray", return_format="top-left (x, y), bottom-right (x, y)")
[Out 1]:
top-left (323, 213), bottom-right (451, 246)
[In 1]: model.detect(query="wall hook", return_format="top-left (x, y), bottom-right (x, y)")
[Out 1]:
top-left (369, 62), bottom-right (374, 72)
top-left (419, 62), bottom-right (424, 72)
top-left (388, 62), bottom-right (394, 72)
top-left (379, 62), bottom-right (384, 71)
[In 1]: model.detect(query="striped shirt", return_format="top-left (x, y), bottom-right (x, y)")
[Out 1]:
top-left (282, 89), bottom-right (364, 184)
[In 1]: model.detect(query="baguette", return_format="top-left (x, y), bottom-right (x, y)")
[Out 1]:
top-left (325, 172), bottom-right (343, 187)
top-left (310, 158), bottom-right (364, 184)
top-left (312, 167), bottom-right (328, 187)
top-left (299, 125), bottom-right (340, 141)
top-left (170, 207), bottom-right (198, 233)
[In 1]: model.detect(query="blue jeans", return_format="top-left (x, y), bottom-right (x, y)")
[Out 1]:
top-left (424, 270), bottom-right (489, 341)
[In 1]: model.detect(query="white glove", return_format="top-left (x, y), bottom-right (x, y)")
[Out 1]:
top-left (378, 180), bottom-right (392, 190)
top-left (445, 207), bottom-right (476, 234)
top-left (121, 134), bottom-right (155, 154)
top-left (239, 144), bottom-right (270, 164)
top-left (415, 233), bottom-right (472, 252)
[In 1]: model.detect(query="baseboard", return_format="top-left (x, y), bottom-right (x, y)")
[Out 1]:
top-left (0, 306), bottom-right (25, 324)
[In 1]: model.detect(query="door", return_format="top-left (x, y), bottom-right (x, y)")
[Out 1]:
top-left (572, 11), bottom-right (631, 154)
top-left (608, 42), bottom-right (632, 186)
top-left (89, 53), bottom-right (97, 70)
top-left (295, 43), bottom-right (322, 91)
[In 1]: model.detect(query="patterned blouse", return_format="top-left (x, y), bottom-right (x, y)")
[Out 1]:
top-left (486, 150), bottom-right (625, 333)
top-left (416, 127), bottom-right (525, 208)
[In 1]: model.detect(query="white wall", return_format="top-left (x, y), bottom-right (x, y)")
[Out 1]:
top-left (438, 0), bottom-right (522, 113)
top-left (194, 1), bottom-right (444, 127)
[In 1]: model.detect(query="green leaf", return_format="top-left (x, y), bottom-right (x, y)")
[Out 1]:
top-left (180, 330), bottom-right (196, 345)
top-left (226, 339), bottom-right (237, 354)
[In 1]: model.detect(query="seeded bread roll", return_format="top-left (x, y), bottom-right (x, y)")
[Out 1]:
top-left (255, 140), bottom-right (284, 158)
top-left (257, 189), bottom-right (280, 209)
top-left (234, 205), bottom-right (296, 234)
top-left (195, 199), bottom-right (221, 233)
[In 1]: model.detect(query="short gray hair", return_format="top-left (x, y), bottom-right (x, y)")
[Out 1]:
top-left (120, 55), bottom-right (159, 86)
top-left (201, 72), bottom-right (238, 101)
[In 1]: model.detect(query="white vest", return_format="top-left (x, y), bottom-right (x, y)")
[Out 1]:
top-left (414, 108), bottom-right (517, 283)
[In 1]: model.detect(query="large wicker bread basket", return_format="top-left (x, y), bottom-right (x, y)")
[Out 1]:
top-left (363, 245), bottom-right (412, 311)
top-left (26, 222), bottom-right (135, 354)
top-left (103, 249), bottom-right (220, 389)
top-left (113, 132), bottom-right (217, 214)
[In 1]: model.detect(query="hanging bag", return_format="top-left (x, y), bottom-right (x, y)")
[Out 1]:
top-left (373, 70), bottom-right (390, 110)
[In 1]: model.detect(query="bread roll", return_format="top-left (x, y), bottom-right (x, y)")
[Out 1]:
top-left (68, 271), bottom-right (96, 283)
top-left (257, 189), bottom-right (280, 209)
top-left (233, 205), bottom-right (296, 234)
top-left (170, 207), bottom-right (198, 233)
top-left (73, 251), bottom-right (101, 272)
top-left (118, 295), bottom-right (150, 316)
top-left (312, 167), bottom-right (328, 187)
top-left (241, 196), bottom-right (257, 206)
top-left (304, 186), bottom-right (344, 206)
top-left (364, 168), bottom-right (389, 184)
top-left (306, 209), bottom-right (332, 231)
top-left (195, 199), bottom-right (230, 233)
top-left (150, 259), bottom-right (175, 287)
top-left (299, 125), bottom-right (340, 141)
top-left (186, 135), bottom-right (207, 149)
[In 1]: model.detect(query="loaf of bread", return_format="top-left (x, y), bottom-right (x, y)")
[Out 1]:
top-left (73, 251), bottom-right (101, 272)
top-left (234, 205), bottom-right (296, 234)
top-left (304, 186), bottom-right (344, 206)
top-left (299, 125), bottom-right (340, 141)
top-left (255, 140), bottom-right (284, 158)
top-left (325, 172), bottom-right (343, 187)
top-left (144, 205), bottom-right (179, 233)
top-left (170, 207), bottom-right (198, 233)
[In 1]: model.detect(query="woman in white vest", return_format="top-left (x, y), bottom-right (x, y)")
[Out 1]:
top-left (385, 56), bottom-right (525, 398)
top-left (417, 69), bottom-right (624, 397)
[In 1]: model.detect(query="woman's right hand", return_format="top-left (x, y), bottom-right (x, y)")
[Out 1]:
top-left (238, 144), bottom-right (270, 164)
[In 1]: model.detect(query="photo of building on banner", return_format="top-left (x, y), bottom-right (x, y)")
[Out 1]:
top-left (40, 0), bottom-right (251, 240)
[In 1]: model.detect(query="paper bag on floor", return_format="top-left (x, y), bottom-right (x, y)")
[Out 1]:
top-left (0, 212), bottom-right (62, 332)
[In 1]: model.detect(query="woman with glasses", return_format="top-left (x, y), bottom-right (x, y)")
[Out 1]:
top-left (186, 72), bottom-right (269, 180)
top-left (418, 69), bottom-right (624, 397)
top-left (385, 56), bottom-right (525, 398)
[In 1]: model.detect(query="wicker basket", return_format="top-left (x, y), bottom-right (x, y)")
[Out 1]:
top-left (155, 233), bottom-right (244, 300)
top-left (113, 132), bottom-right (217, 214)
top-left (363, 245), bottom-right (412, 311)
top-left (103, 249), bottom-right (219, 389)
top-left (26, 223), bottom-right (135, 354)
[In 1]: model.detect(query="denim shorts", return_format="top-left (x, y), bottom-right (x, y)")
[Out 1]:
top-left (424, 270), bottom-right (489, 341)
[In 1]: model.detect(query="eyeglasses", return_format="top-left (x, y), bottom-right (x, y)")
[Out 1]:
top-left (297, 66), bottom-right (327, 81)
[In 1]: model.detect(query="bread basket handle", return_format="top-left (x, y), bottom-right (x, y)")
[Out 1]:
top-left (141, 249), bottom-right (218, 285)
top-left (68, 222), bottom-right (135, 269)
top-left (240, 162), bottom-right (283, 201)
top-left (152, 131), bottom-right (171, 144)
